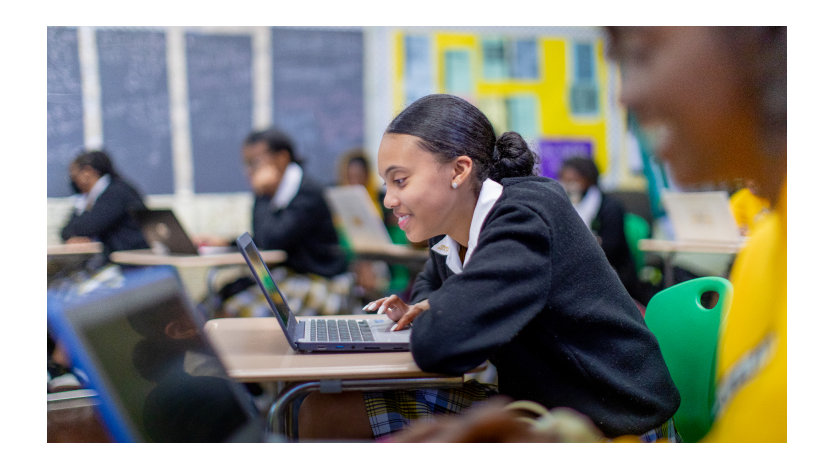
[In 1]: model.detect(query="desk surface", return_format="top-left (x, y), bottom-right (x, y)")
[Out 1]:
top-left (638, 238), bottom-right (745, 255)
top-left (204, 317), bottom-right (449, 383)
top-left (110, 249), bottom-right (286, 268)
top-left (351, 243), bottom-right (429, 270)
top-left (47, 242), bottom-right (103, 256)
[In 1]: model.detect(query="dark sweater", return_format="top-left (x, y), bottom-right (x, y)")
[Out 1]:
top-left (251, 174), bottom-right (347, 277)
top-left (60, 178), bottom-right (148, 254)
top-left (409, 176), bottom-right (679, 437)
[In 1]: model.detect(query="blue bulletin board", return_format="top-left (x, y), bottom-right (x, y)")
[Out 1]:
top-left (97, 29), bottom-right (174, 195)
top-left (47, 27), bottom-right (85, 197)
top-left (186, 32), bottom-right (253, 193)
top-left (272, 28), bottom-right (365, 184)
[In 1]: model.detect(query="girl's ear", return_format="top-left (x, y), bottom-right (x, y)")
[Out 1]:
top-left (451, 155), bottom-right (473, 187)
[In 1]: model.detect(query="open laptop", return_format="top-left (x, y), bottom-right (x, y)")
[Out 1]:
top-left (324, 185), bottom-right (394, 249)
top-left (133, 208), bottom-right (233, 256)
top-left (47, 265), bottom-right (265, 442)
top-left (236, 232), bottom-right (411, 352)
top-left (661, 191), bottom-right (743, 244)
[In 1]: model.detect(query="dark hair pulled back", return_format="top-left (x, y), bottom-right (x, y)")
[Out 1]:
top-left (73, 149), bottom-right (119, 179)
top-left (386, 94), bottom-right (538, 185)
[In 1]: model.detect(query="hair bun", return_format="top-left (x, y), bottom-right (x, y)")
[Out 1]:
top-left (490, 132), bottom-right (538, 180)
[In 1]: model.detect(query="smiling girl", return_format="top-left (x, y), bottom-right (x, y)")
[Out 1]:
top-left (298, 94), bottom-right (679, 441)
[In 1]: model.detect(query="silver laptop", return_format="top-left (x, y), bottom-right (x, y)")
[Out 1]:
top-left (661, 191), bottom-right (743, 243)
top-left (134, 208), bottom-right (233, 256)
top-left (324, 185), bottom-right (394, 249)
top-left (236, 232), bottom-right (411, 352)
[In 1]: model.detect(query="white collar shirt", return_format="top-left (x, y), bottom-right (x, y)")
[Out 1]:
top-left (74, 174), bottom-right (111, 215)
top-left (270, 162), bottom-right (303, 210)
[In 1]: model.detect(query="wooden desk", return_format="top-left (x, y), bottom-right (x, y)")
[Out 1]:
top-left (47, 242), bottom-right (103, 256)
top-left (109, 248), bottom-right (286, 268)
top-left (110, 249), bottom-right (286, 311)
top-left (351, 243), bottom-right (429, 273)
top-left (47, 242), bottom-right (105, 284)
top-left (204, 317), bottom-right (466, 439)
top-left (638, 238), bottom-right (745, 287)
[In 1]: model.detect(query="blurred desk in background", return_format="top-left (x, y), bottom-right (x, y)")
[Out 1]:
top-left (639, 238), bottom-right (745, 287)
top-left (351, 243), bottom-right (429, 274)
top-left (110, 249), bottom-right (286, 309)
top-left (47, 242), bottom-right (104, 285)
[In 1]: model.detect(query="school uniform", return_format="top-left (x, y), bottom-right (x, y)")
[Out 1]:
top-left (223, 163), bottom-right (350, 318)
top-left (251, 162), bottom-right (347, 277)
top-left (60, 175), bottom-right (148, 254)
top-left (366, 176), bottom-right (679, 439)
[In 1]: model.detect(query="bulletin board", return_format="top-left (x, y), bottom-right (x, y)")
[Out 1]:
top-left (393, 31), bottom-right (610, 177)
top-left (96, 28), bottom-right (174, 195)
top-left (186, 32), bottom-right (253, 193)
top-left (47, 27), bottom-right (85, 198)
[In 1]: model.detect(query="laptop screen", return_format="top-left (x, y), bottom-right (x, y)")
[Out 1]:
top-left (237, 233), bottom-right (297, 331)
top-left (47, 266), bottom-right (261, 442)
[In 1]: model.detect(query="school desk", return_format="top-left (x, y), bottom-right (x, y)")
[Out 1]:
top-left (109, 249), bottom-right (287, 310)
top-left (350, 243), bottom-right (429, 272)
top-left (638, 238), bottom-right (745, 287)
top-left (48, 242), bottom-right (105, 284)
top-left (203, 316), bottom-right (474, 440)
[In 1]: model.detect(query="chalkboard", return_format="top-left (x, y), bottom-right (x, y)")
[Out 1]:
top-left (97, 29), bottom-right (173, 195)
top-left (47, 27), bottom-right (85, 197)
top-left (272, 28), bottom-right (364, 185)
top-left (186, 33), bottom-right (253, 193)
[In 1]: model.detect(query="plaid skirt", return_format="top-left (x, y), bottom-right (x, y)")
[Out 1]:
top-left (363, 380), bottom-right (679, 442)
top-left (221, 266), bottom-right (355, 318)
top-left (363, 380), bottom-right (498, 438)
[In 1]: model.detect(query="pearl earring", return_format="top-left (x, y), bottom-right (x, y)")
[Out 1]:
top-left (451, 181), bottom-right (458, 189)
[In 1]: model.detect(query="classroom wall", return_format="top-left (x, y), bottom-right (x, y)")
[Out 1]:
top-left (47, 26), bottom-right (645, 245)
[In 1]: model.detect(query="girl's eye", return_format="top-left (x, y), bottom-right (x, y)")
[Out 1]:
top-left (393, 178), bottom-right (406, 186)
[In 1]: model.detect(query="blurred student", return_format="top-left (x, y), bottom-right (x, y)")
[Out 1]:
top-left (390, 27), bottom-right (786, 444)
top-left (607, 27), bottom-right (786, 442)
top-left (60, 149), bottom-right (148, 255)
top-left (334, 148), bottom-right (390, 301)
top-left (298, 94), bottom-right (679, 441)
top-left (199, 128), bottom-right (349, 317)
top-left (558, 156), bottom-right (649, 305)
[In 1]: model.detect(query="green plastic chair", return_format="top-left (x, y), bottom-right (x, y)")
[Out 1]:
top-left (644, 276), bottom-right (732, 442)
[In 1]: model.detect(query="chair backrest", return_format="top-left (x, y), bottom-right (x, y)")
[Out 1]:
top-left (643, 276), bottom-right (732, 442)
top-left (623, 212), bottom-right (651, 271)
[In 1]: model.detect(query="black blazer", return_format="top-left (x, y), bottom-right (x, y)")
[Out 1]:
top-left (60, 178), bottom-right (148, 254)
top-left (251, 174), bottom-right (347, 278)
top-left (409, 176), bottom-right (679, 437)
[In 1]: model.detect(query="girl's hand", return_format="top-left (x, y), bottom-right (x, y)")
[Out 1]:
top-left (362, 295), bottom-right (430, 331)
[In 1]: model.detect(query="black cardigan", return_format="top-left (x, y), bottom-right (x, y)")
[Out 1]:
top-left (251, 174), bottom-right (347, 278)
top-left (409, 176), bottom-right (679, 437)
top-left (60, 178), bottom-right (148, 254)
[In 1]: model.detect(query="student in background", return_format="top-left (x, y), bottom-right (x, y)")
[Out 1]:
top-left (391, 26), bottom-right (786, 443)
top-left (298, 94), bottom-right (679, 441)
top-left (609, 26), bottom-right (787, 442)
top-left (558, 156), bottom-right (649, 305)
top-left (60, 149), bottom-right (148, 255)
top-left (334, 148), bottom-right (391, 302)
top-left (199, 128), bottom-right (350, 317)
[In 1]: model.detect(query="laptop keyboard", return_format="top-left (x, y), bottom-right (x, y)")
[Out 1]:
top-left (308, 318), bottom-right (375, 342)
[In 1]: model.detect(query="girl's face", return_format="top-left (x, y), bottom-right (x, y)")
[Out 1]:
top-left (614, 27), bottom-right (760, 188)
top-left (377, 133), bottom-right (466, 244)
